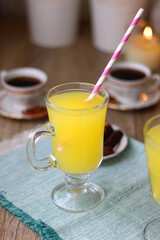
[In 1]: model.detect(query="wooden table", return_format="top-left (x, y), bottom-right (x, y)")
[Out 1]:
top-left (0, 17), bottom-right (159, 240)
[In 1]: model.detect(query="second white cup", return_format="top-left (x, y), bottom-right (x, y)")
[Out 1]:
top-left (103, 61), bottom-right (160, 104)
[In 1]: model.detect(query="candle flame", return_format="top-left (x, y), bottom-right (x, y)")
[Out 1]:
top-left (143, 26), bottom-right (153, 40)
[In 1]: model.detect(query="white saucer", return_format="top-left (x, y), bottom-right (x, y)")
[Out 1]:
top-left (103, 124), bottom-right (128, 160)
top-left (0, 90), bottom-right (48, 120)
top-left (103, 86), bottom-right (160, 111)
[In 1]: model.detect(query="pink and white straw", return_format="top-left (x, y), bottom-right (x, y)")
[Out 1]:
top-left (87, 7), bottom-right (144, 101)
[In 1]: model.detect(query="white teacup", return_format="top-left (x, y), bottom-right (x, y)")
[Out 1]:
top-left (0, 67), bottom-right (48, 110)
top-left (104, 61), bottom-right (160, 104)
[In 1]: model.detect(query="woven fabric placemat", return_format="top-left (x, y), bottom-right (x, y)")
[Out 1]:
top-left (0, 131), bottom-right (158, 240)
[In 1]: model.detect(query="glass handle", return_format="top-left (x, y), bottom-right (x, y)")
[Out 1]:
top-left (26, 123), bottom-right (57, 171)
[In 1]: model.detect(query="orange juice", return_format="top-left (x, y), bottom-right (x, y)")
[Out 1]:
top-left (47, 90), bottom-right (108, 174)
top-left (145, 125), bottom-right (160, 203)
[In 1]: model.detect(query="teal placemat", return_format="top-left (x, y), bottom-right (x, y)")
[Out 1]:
top-left (0, 135), bottom-right (159, 240)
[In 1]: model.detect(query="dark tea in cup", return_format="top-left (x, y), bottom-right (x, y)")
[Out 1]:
top-left (110, 68), bottom-right (146, 81)
top-left (6, 76), bottom-right (41, 88)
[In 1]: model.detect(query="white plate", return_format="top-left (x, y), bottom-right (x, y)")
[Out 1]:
top-left (0, 90), bottom-right (48, 120)
top-left (103, 124), bottom-right (128, 160)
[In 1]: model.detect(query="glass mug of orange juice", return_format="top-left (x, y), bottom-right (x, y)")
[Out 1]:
top-left (26, 82), bottom-right (109, 212)
top-left (143, 114), bottom-right (160, 239)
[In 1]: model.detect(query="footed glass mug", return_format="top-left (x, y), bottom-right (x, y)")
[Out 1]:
top-left (143, 114), bottom-right (160, 239)
top-left (26, 82), bottom-right (109, 212)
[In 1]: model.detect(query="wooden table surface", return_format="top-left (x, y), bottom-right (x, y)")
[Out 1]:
top-left (0, 17), bottom-right (160, 240)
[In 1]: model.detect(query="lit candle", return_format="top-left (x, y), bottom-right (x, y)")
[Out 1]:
top-left (125, 26), bottom-right (160, 71)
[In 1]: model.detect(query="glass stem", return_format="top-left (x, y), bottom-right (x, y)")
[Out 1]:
top-left (65, 173), bottom-right (90, 193)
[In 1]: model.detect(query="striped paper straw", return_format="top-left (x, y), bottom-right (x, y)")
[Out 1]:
top-left (87, 7), bottom-right (144, 101)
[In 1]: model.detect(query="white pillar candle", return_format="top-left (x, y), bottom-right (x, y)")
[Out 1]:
top-left (125, 26), bottom-right (160, 71)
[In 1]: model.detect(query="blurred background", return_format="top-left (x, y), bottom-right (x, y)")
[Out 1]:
top-left (0, 0), bottom-right (156, 22)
